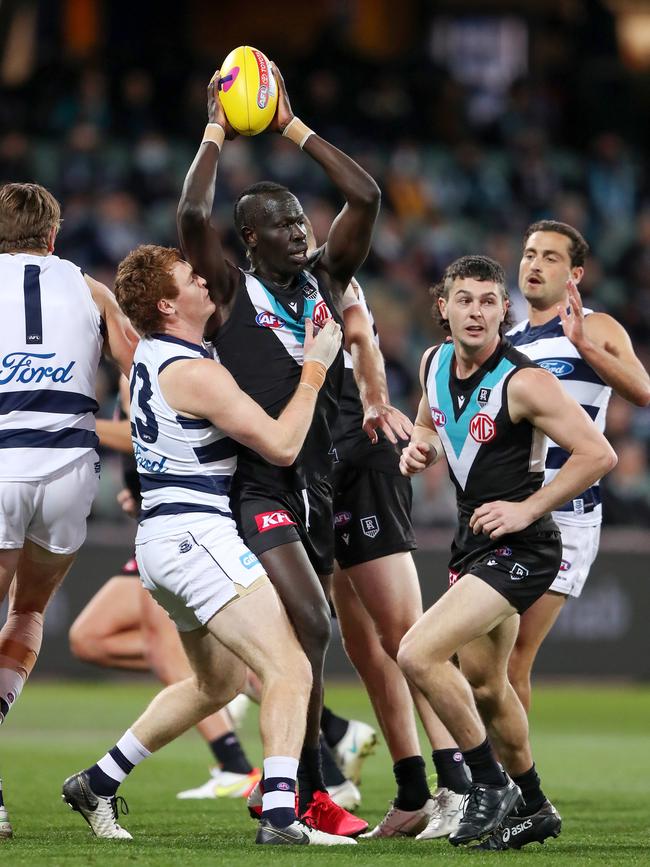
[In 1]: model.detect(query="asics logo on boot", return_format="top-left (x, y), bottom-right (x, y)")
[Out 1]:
top-left (503, 818), bottom-right (532, 842)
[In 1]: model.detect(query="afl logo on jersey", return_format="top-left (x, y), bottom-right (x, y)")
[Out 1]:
top-left (312, 300), bottom-right (330, 328)
top-left (255, 311), bottom-right (286, 329)
top-left (334, 511), bottom-right (352, 527)
top-left (431, 407), bottom-right (447, 427)
top-left (539, 359), bottom-right (574, 377)
top-left (469, 412), bottom-right (496, 443)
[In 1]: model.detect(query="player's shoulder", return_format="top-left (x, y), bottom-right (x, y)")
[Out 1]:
top-left (502, 338), bottom-right (541, 371)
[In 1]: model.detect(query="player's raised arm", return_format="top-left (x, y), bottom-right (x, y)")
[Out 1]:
top-left (85, 275), bottom-right (138, 377)
top-left (268, 64), bottom-right (380, 291)
top-left (161, 319), bottom-right (342, 467)
top-left (470, 367), bottom-right (617, 539)
top-left (177, 74), bottom-right (239, 306)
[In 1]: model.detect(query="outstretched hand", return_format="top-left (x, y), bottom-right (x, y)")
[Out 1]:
top-left (207, 71), bottom-right (237, 139)
top-left (266, 62), bottom-right (294, 134)
top-left (557, 279), bottom-right (587, 350)
top-left (363, 403), bottom-right (413, 445)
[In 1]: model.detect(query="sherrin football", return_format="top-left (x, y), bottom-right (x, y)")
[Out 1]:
top-left (218, 46), bottom-right (278, 136)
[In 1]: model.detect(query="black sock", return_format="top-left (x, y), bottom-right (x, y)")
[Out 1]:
top-left (513, 764), bottom-right (546, 816)
top-left (432, 748), bottom-right (472, 794)
top-left (209, 732), bottom-right (253, 775)
top-left (320, 734), bottom-right (346, 786)
top-left (320, 707), bottom-right (349, 748)
top-left (0, 782), bottom-right (4, 807)
top-left (462, 739), bottom-right (507, 787)
top-left (393, 755), bottom-right (431, 811)
top-left (297, 746), bottom-right (326, 814)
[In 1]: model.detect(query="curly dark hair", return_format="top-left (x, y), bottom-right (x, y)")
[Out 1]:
top-left (523, 220), bottom-right (589, 267)
top-left (114, 245), bottom-right (181, 336)
top-left (430, 255), bottom-right (512, 334)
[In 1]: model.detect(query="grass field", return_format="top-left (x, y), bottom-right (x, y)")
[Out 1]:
top-left (1, 680), bottom-right (649, 865)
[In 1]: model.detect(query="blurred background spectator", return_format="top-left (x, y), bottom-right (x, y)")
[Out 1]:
top-left (0, 0), bottom-right (648, 528)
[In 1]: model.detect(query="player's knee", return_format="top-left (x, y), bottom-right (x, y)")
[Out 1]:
top-left (396, 639), bottom-right (426, 686)
top-left (377, 625), bottom-right (408, 661)
top-left (295, 602), bottom-right (331, 660)
top-left (471, 679), bottom-right (505, 717)
top-left (68, 622), bottom-right (100, 663)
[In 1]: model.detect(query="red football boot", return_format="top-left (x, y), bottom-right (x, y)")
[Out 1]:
top-left (301, 790), bottom-right (368, 837)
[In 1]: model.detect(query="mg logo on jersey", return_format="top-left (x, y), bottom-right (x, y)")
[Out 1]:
top-left (255, 510), bottom-right (297, 533)
top-left (334, 511), bottom-right (352, 527)
top-left (431, 407), bottom-right (447, 427)
top-left (312, 300), bottom-right (331, 328)
top-left (469, 412), bottom-right (496, 443)
top-left (539, 359), bottom-right (574, 377)
top-left (255, 311), bottom-right (286, 329)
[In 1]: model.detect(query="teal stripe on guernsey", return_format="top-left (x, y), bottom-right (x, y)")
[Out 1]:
top-left (435, 343), bottom-right (515, 458)
top-left (262, 285), bottom-right (319, 345)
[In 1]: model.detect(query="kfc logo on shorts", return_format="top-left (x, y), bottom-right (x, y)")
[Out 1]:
top-left (334, 511), bottom-right (352, 527)
top-left (255, 510), bottom-right (297, 533)
top-left (361, 515), bottom-right (380, 538)
top-left (431, 407), bottom-right (447, 427)
top-left (312, 300), bottom-right (331, 328)
top-left (510, 563), bottom-right (529, 581)
top-left (448, 569), bottom-right (460, 587)
top-left (559, 559), bottom-right (571, 572)
top-left (255, 311), bottom-right (286, 329)
top-left (469, 412), bottom-right (496, 443)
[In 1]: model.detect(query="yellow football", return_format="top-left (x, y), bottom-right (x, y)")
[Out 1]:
top-left (218, 46), bottom-right (278, 136)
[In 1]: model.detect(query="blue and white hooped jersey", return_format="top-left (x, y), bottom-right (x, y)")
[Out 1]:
top-left (0, 253), bottom-right (102, 481)
top-left (424, 340), bottom-right (547, 517)
top-left (131, 334), bottom-right (237, 541)
top-left (508, 310), bottom-right (611, 525)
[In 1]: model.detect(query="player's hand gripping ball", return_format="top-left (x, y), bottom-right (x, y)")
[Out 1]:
top-left (218, 46), bottom-right (278, 136)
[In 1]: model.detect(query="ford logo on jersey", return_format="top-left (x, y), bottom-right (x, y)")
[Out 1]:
top-left (539, 359), bottom-right (574, 377)
top-left (255, 311), bottom-right (285, 329)
top-left (0, 352), bottom-right (75, 385)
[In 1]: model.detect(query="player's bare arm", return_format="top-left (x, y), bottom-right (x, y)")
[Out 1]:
top-left (470, 367), bottom-right (618, 539)
top-left (559, 281), bottom-right (650, 405)
top-left (159, 319), bottom-right (341, 466)
top-left (177, 74), bottom-right (239, 308)
top-left (85, 275), bottom-right (138, 376)
top-left (268, 64), bottom-right (380, 292)
top-left (95, 376), bottom-right (133, 454)
top-left (343, 293), bottom-right (412, 445)
top-left (400, 348), bottom-right (442, 476)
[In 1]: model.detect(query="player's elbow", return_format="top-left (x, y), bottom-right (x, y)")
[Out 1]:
top-left (265, 442), bottom-right (298, 467)
top-left (632, 384), bottom-right (650, 408)
top-left (177, 201), bottom-right (210, 232)
top-left (592, 441), bottom-right (618, 477)
top-left (602, 442), bottom-right (618, 474)
top-left (352, 176), bottom-right (381, 211)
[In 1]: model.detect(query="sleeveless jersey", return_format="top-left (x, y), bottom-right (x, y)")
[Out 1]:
top-left (0, 253), bottom-right (102, 481)
top-left (331, 285), bottom-right (399, 472)
top-left (424, 339), bottom-right (550, 524)
top-left (508, 310), bottom-right (611, 526)
top-left (214, 266), bottom-right (344, 490)
top-left (131, 334), bottom-right (237, 541)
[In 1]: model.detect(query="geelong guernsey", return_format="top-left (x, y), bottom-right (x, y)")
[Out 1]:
top-left (214, 266), bottom-right (344, 490)
top-left (0, 253), bottom-right (102, 480)
top-left (508, 309), bottom-right (611, 525)
top-left (424, 339), bottom-right (554, 554)
top-left (131, 334), bottom-right (237, 541)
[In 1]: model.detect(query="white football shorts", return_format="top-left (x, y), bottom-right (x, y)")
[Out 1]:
top-left (549, 518), bottom-right (601, 598)
top-left (136, 513), bottom-right (267, 631)
top-left (0, 452), bottom-right (100, 554)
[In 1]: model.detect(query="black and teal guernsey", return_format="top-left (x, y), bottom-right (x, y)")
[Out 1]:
top-left (214, 265), bottom-right (344, 491)
top-left (424, 339), bottom-right (557, 555)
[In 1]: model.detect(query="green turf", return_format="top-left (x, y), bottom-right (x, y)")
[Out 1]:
top-left (1, 681), bottom-right (649, 865)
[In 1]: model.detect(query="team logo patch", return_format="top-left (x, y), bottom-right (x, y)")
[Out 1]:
top-left (178, 540), bottom-right (193, 554)
top-left (539, 359), bottom-right (574, 377)
top-left (469, 412), bottom-right (496, 443)
top-left (431, 407), bottom-right (447, 427)
top-left (255, 311), bottom-right (286, 329)
top-left (560, 559), bottom-right (571, 572)
top-left (495, 546), bottom-right (512, 557)
top-left (361, 515), bottom-right (380, 538)
top-left (477, 387), bottom-right (491, 407)
top-left (302, 282), bottom-right (318, 300)
top-left (255, 510), bottom-right (297, 533)
top-left (334, 511), bottom-right (352, 527)
top-left (510, 562), bottom-right (529, 581)
top-left (312, 300), bottom-right (331, 328)
top-left (239, 551), bottom-right (260, 569)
